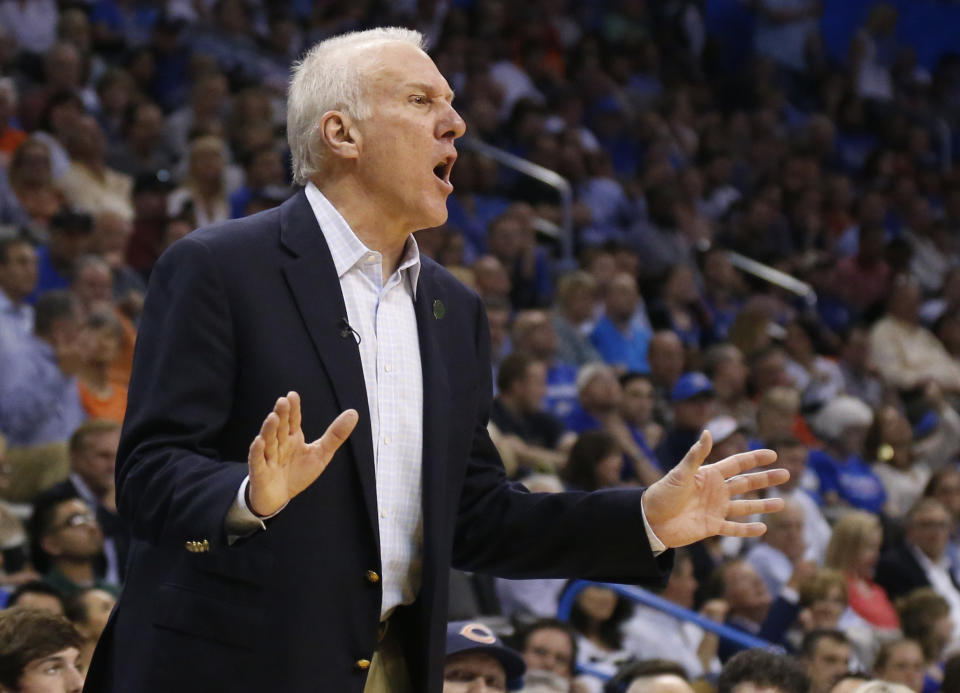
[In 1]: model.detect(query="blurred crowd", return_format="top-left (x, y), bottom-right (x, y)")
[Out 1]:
top-left (0, 1), bottom-right (959, 692)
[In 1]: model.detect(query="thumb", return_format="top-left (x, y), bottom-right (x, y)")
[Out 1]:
top-left (679, 430), bottom-right (712, 475)
top-left (310, 409), bottom-right (359, 457)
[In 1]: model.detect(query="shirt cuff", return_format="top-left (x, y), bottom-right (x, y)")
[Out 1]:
top-left (224, 476), bottom-right (287, 539)
top-left (641, 494), bottom-right (666, 556)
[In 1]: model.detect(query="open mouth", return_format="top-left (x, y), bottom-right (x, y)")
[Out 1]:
top-left (432, 155), bottom-right (456, 185)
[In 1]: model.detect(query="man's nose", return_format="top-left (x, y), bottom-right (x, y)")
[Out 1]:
top-left (440, 103), bottom-right (467, 140)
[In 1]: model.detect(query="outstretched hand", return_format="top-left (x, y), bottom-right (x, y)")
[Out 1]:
top-left (247, 391), bottom-right (358, 517)
top-left (642, 431), bottom-right (789, 549)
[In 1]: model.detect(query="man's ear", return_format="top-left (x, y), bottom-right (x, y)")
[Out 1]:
top-left (40, 534), bottom-right (62, 558)
top-left (318, 110), bottom-right (361, 162)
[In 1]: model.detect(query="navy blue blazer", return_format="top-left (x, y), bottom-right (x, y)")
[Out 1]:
top-left (84, 191), bottom-right (670, 693)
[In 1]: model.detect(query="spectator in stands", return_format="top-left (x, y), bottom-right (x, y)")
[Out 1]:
top-left (58, 115), bottom-right (133, 221)
top-left (646, 331), bottom-right (685, 426)
top-left (623, 548), bottom-right (724, 681)
top-left (162, 71), bottom-right (229, 157)
top-left (618, 372), bottom-right (663, 471)
top-left (0, 607), bottom-right (84, 693)
top-left (797, 570), bottom-right (850, 635)
top-left (655, 372), bottom-right (715, 472)
top-left (5, 581), bottom-right (64, 615)
top-left (513, 619), bottom-right (583, 693)
top-left (876, 499), bottom-right (960, 635)
top-left (838, 325), bottom-right (884, 411)
top-left (32, 420), bottom-right (125, 585)
top-left (770, 438), bottom-right (829, 563)
top-left (716, 648), bottom-right (810, 693)
top-left (701, 248), bottom-right (745, 344)
top-left (704, 344), bottom-right (754, 429)
top-left (486, 208), bottom-right (552, 309)
top-left (833, 224), bottom-right (892, 316)
top-left (872, 639), bottom-right (925, 693)
top-left (824, 511), bottom-right (899, 630)
top-left (91, 209), bottom-right (146, 306)
top-left (924, 467), bottom-right (960, 581)
top-left (491, 352), bottom-right (569, 476)
top-left (648, 264), bottom-right (710, 354)
top-left (64, 587), bottom-right (115, 681)
top-left (474, 255), bottom-right (513, 304)
top-left (30, 496), bottom-right (116, 599)
top-left (106, 101), bottom-right (173, 178)
top-left (746, 345), bottom-right (791, 398)
top-left (512, 310), bottom-right (579, 420)
top-left (590, 272), bottom-right (653, 374)
top-left (564, 584), bottom-right (634, 691)
top-left (31, 210), bottom-right (93, 298)
top-left (783, 317), bottom-right (845, 406)
top-left (807, 396), bottom-right (886, 515)
top-left (0, 78), bottom-right (25, 165)
top-left (802, 630), bottom-right (853, 693)
top-left (444, 620), bottom-right (526, 692)
top-left (4, 137), bottom-right (64, 232)
top-left (745, 499), bottom-right (808, 597)
top-left (608, 659), bottom-right (695, 693)
top-left (563, 431), bottom-right (623, 493)
top-left (167, 135), bottom-right (230, 227)
top-left (0, 236), bottom-right (37, 354)
top-left (552, 271), bottom-right (602, 367)
top-left (75, 311), bottom-right (127, 425)
top-left (0, 290), bottom-right (85, 447)
top-left (871, 406), bottom-right (932, 519)
top-left (229, 145), bottom-right (288, 219)
top-left (869, 276), bottom-right (960, 394)
top-left (896, 588), bottom-right (951, 693)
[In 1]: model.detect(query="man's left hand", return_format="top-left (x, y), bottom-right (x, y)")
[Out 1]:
top-left (642, 431), bottom-right (789, 548)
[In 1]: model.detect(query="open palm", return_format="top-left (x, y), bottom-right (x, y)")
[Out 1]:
top-left (642, 431), bottom-right (789, 548)
top-left (247, 391), bottom-right (358, 517)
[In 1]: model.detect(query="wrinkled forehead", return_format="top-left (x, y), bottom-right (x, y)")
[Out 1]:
top-left (363, 41), bottom-right (450, 97)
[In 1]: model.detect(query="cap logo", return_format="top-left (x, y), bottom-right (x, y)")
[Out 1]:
top-left (458, 623), bottom-right (497, 644)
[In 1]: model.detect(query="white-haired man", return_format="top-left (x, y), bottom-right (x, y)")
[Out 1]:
top-left (85, 28), bottom-right (788, 693)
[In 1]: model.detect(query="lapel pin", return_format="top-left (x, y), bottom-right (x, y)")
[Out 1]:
top-left (433, 299), bottom-right (445, 320)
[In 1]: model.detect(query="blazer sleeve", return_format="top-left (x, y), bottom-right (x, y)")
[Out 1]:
top-left (451, 293), bottom-right (671, 585)
top-left (115, 236), bottom-right (248, 550)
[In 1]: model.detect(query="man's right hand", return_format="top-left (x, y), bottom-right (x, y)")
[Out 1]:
top-left (247, 391), bottom-right (358, 517)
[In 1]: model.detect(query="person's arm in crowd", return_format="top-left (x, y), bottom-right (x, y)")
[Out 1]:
top-left (697, 598), bottom-right (729, 674)
top-left (913, 382), bottom-right (960, 468)
top-left (602, 414), bottom-right (663, 486)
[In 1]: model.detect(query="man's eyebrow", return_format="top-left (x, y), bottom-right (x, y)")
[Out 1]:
top-left (404, 82), bottom-right (455, 102)
top-left (31, 655), bottom-right (67, 667)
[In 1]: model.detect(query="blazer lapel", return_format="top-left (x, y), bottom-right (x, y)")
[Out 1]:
top-left (278, 191), bottom-right (380, 553)
top-left (414, 261), bottom-right (452, 552)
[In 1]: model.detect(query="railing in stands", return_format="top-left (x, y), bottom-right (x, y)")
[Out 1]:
top-left (726, 251), bottom-right (818, 308)
top-left (458, 136), bottom-right (575, 267)
top-left (556, 580), bottom-right (776, 681)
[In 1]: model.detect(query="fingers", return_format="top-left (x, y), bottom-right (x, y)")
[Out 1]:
top-left (311, 409), bottom-right (359, 458)
top-left (725, 468), bottom-right (791, 496)
top-left (248, 433), bottom-right (266, 473)
top-left (287, 391), bottom-right (302, 436)
top-left (678, 430), bottom-right (712, 475)
top-left (718, 520), bottom-right (768, 538)
top-left (260, 411), bottom-right (280, 465)
top-left (275, 397), bottom-right (290, 449)
top-left (710, 448), bottom-right (779, 480)
top-left (727, 496), bottom-right (785, 517)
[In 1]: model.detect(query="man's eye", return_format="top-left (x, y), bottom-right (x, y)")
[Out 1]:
top-left (412, 95), bottom-right (430, 105)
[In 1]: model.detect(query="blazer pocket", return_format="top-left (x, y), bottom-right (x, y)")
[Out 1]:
top-left (152, 583), bottom-right (259, 650)
top-left (189, 547), bottom-right (275, 587)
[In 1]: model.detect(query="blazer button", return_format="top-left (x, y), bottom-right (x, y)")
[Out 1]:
top-left (365, 570), bottom-right (380, 584)
top-left (355, 658), bottom-right (371, 671)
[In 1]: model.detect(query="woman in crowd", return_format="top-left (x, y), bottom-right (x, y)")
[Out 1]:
top-left (562, 431), bottom-right (625, 492)
top-left (562, 583), bottom-right (634, 693)
top-left (824, 511), bottom-right (899, 630)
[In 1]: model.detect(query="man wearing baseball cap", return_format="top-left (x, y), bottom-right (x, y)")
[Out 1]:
top-left (444, 620), bottom-right (526, 692)
top-left (655, 372), bottom-right (716, 471)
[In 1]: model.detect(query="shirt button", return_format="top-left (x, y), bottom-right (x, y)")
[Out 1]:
top-left (384, 436), bottom-right (391, 445)
top-left (384, 364), bottom-right (392, 373)
top-left (365, 570), bottom-right (380, 584)
top-left (381, 510), bottom-right (387, 519)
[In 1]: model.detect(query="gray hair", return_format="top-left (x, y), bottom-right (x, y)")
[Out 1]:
top-left (809, 395), bottom-right (873, 442)
top-left (287, 27), bottom-right (427, 186)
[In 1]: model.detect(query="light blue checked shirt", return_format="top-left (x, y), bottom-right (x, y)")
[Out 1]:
top-left (230, 183), bottom-right (425, 620)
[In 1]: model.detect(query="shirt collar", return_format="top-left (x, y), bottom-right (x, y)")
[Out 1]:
top-left (303, 182), bottom-right (421, 296)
